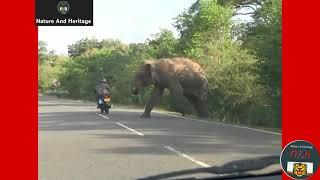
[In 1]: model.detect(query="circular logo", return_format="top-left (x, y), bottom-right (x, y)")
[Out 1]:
top-left (57, 1), bottom-right (70, 14)
top-left (281, 140), bottom-right (320, 179)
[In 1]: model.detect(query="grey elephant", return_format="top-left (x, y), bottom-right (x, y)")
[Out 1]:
top-left (132, 57), bottom-right (209, 118)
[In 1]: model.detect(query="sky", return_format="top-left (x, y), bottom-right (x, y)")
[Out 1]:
top-left (39, 0), bottom-right (196, 55)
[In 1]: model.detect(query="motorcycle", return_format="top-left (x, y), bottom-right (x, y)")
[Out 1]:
top-left (97, 94), bottom-right (112, 114)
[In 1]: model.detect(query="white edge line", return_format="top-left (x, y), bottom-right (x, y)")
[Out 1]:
top-left (96, 113), bottom-right (110, 119)
top-left (163, 145), bottom-right (210, 168)
top-left (155, 112), bottom-right (281, 136)
top-left (116, 122), bottom-right (144, 136)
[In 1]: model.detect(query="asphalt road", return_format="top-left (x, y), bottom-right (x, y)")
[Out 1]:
top-left (39, 96), bottom-right (281, 180)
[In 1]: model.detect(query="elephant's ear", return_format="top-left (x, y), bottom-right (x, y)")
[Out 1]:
top-left (143, 60), bottom-right (159, 83)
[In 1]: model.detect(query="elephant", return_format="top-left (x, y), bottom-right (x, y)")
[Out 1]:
top-left (132, 57), bottom-right (209, 118)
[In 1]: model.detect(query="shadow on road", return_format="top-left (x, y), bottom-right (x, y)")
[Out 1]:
top-left (39, 111), bottom-right (118, 131)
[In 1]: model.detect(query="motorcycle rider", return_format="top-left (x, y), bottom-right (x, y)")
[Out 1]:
top-left (94, 78), bottom-right (111, 108)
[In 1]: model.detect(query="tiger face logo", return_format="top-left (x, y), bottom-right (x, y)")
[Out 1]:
top-left (293, 163), bottom-right (307, 177)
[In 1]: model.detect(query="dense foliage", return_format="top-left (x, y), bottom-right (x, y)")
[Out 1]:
top-left (39, 0), bottom-right (281, 128)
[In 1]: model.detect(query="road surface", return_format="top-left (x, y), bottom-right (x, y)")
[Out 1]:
top-left (39, 96), bottom-right (281, 180)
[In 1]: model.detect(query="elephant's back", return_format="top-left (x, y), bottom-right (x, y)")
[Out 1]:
top-left (156, 58), bottom-right (208, 89)
top-left (156, 57), bottom-right (205, 75)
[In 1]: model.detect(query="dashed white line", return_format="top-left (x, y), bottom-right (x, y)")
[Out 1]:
top-left (163, 145), bottom-right (210, 168)
top-left (95, 112), bottom-right (144, 136)
top-left (116, 122), bottom-right (144, 136)
top-left (96, 113), bottom-right (110, 119)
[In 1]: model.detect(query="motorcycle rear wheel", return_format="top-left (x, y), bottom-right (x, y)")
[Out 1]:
top-left (104, 106), bottom-right (109, 114)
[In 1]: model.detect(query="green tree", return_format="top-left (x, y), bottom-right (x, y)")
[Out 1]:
top-left (38, 40), bottom-right (48, 64)
top-left (67, 38), bottom-right (102, 58)
top-left (240, 0), bottom-right (282, 127)
top-left (174, 0), bottom-right (270, 125)
top-left (147, 29), bottom-right (178, 59)
top-left (38, 45), bottom-right (67, 93)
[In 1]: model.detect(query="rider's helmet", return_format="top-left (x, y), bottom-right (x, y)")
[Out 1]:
top-left (100, 78), bottom-right (107, 83)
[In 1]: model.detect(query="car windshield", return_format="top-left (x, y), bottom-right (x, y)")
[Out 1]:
top-left (38, 0), bottom-right (282, 179)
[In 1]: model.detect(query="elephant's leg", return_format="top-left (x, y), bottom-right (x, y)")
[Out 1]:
top-left (195, 87), bottom-right (209, 118)
top-left (196, 99), bottom-right (209, 118)
top-left (169, 84), bottom-right (193, 115)
top-left (184, 94), bottom-right (197, 109)
top-left (141, 86), bottom-right (164, 118)
top-left (185, 94), bottom-right (209, 118)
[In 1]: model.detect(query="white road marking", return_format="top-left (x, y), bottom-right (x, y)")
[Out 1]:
top-left (39, 114), bottom-right (58, 117)
top-left (96, 113), bottom-right (110, 119)
top-left (116, 122), bottom-right (144, 136)
top-left (59, 122), bottom-right (73, 126)
top-left (95, 111), bottom-right (144, 136)
top-left (61, 105), bottom-right (71, 108)
top-left (163, 145), bottom-right (210, 168)
top-left (39, 121), bottom-right (58, 124)
top-left (155, 112), bottom-right (281, 136)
